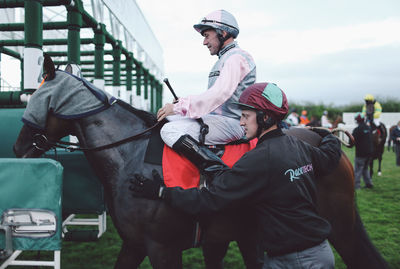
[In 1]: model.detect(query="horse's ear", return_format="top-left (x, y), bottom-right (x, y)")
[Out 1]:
top-left (65, 64), bottom-right (72, 74)
top-left (43, 53), bottom-right (56, 81)
top-left (64, 63), bottom-right (82, 78)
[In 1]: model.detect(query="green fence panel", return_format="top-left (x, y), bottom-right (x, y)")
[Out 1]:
top-left (0, 158), bottom-right (63, 250)
top-left (0, 108), bottom-right (25, 158)
top-left (45, 151), bottom-right (105, 215)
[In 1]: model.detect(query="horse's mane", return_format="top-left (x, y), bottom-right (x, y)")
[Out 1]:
top-left (116, 99), bottom-right (158, 127)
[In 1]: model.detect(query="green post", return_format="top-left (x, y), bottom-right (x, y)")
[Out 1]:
top-left (67, 0), bottom-right (83, 64)
top-left (93, 23), bottom-right (105, 89)
top-left (23, 0), bottom-right (43, 94)
top-left (157, 82), bottom-right (163, 110)
top-left (20, 59), bottom-right (24, 90)
top-left (150, 77), bottom-right (154, 113)
top-left (135, 63), bottom-right (142, 96)
top-left (143, 70), bottom-right (148, 100)
top-left (112, 40), bottom-right (121, 98)
top-left (126, 53), bottom-right (133, 92)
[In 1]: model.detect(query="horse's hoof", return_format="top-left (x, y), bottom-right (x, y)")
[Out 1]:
top-left (378, 172), bottom-right (382, 176)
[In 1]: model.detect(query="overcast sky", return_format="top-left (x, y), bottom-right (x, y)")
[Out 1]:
top-left (136, 0), bottom-right (400, 106)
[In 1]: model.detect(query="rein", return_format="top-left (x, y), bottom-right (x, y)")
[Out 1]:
top-left (311, 127), bottom-right (355, 148)
top-left (33, 120), bottom-right (162, 152)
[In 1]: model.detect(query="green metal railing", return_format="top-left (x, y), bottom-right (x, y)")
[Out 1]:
top-left (0, 0), bottom-right (163, 112)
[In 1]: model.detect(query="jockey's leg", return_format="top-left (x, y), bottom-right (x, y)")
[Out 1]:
top-left (161, 115), bottom-right (244, 147)
top-left (160, 115), bottom-right (244, 174)
top-left (172, 134), bottom-right (228, 175)
top-left (373, 118), bottom-right (380, 127)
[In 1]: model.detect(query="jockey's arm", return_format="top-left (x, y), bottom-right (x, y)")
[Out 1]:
top-left (172, 54), bottom-right (251, 118)
top-left (374, 102), bottom-right (382, 119)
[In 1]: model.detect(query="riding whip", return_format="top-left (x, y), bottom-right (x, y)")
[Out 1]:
top-left (163, 78), bottom-right (179, 103)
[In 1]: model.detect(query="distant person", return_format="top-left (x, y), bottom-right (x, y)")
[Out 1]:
top-left (299, 110), bottom-right (310, 126)
top-left (131, 82), bottom-right (341, 269)
top-left (391, 120), bottom-right (400, 166)
top-left (306, 115), bottom-right (320, 127)
top-left (321, 110), bottom-right (332, 128)
top-left (156, 10), bottom-right (256, 173)
top-left (362, 94), bottom-right (382, 130)
top-left (352, 113), bottom-right (374, 189)
top-left (286, 108), bottom-right (299, 126)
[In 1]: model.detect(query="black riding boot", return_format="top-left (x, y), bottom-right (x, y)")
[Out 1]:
top-left (172, 135), bottom-right (229, 177)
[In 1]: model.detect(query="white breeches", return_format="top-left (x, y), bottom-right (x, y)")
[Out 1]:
top-left (160, 114), bottom-right (245, 147)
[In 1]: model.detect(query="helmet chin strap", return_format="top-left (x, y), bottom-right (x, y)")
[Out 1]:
top-left (256, 111), bottom-right (276, 138)
top-left (216, 29), bottom-right (231, 54)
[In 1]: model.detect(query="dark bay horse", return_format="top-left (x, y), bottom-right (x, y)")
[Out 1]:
top-left (13, 72), bottom-right (388, 269)
top-left (370, 123), bottom-right (387, 177)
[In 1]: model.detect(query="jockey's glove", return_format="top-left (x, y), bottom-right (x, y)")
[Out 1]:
top-left (311, 127), bottom-right (331, 138)
top-left (130, 170), bottom-right (165, 199)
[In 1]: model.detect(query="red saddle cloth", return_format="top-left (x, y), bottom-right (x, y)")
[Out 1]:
top-left (162, 139), bottom-right (258, 189)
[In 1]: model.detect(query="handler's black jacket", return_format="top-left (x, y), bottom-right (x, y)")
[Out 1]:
top-left (352, 122), bottom-right (373, 157)
top-left (391, 126), bottom-right (400, 145)
top-left (163, 128), bottom-right (342, 256)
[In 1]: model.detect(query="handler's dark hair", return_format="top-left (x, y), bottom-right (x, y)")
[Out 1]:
top-left (256, 110), bottom-right (277, 136)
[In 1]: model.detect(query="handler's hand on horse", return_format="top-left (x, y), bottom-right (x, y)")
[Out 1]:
top-left (157, 103), bottom-right (175, 121)
top-left (130, 170), bottom-right (165, 199)
top-left (309, 127), bottom-right (332, 138)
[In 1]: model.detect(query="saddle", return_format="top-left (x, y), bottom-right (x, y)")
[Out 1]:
top-left (144, 128), bottom-right (257, 189)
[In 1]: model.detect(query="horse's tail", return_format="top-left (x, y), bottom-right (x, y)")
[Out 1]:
top-left (351, 208), bottom-right (389, 269)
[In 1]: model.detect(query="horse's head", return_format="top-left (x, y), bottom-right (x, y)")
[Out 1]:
top-left (14, 114), bottom-right (74, 158)
top-left (13, 68), bottom-right (109, 158)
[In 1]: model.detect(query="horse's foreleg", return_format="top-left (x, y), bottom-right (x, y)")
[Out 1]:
top-left (146, 239), bottom-right (182, 269)
top-left (378, 157), bottom-right (382, 176)
top-left (236, 238), bottom-right (264, 269)
top-left (202, 242), bottom-right (229, 269)
top-left (114, 242), bottom-right (146, 269)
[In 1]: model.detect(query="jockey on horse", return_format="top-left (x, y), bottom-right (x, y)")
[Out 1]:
top-left (362, 94), bottom-right (383, 133)
top-left (156, 10), bottom-right (256, 176)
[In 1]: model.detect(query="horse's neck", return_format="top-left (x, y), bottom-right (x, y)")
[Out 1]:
top-left (72, 104), bottom-right (151, 179)
top-left (74, 104), bottom-right (148, 148)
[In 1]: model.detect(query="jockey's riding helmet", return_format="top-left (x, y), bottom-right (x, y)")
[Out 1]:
top-left (301, 110), bottom-right (307, 116)
top-left (354, 112), bottom-right (364, 123)
top-left (235, 82), bottom-right (289, 121)
top-left (193, 10), bottom-right (239, 38)
top-left (364, 94), bottom-right (375, 102)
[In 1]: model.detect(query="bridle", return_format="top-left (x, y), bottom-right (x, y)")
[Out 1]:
top-left (32, 121), bottom-right (162, 152)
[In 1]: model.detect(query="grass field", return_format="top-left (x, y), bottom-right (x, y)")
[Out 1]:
top-left (15, 147), bottom-right (400, 268)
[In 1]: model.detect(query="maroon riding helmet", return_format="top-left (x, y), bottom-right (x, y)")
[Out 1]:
top-left (235, 82), bottom-right (289, 120)
top-left (234, 82), bottom-right (289, 136)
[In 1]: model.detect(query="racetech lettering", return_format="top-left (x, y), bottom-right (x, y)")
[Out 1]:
top-left (284, 164), bottom-right (313, 182)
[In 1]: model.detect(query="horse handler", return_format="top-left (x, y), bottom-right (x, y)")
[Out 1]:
top-left (352, 113), bottom-right (374, 189)
top-left (131, 83), bottom-right (342, 269)
top-left (391, 120), bottom-right (400, 166)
